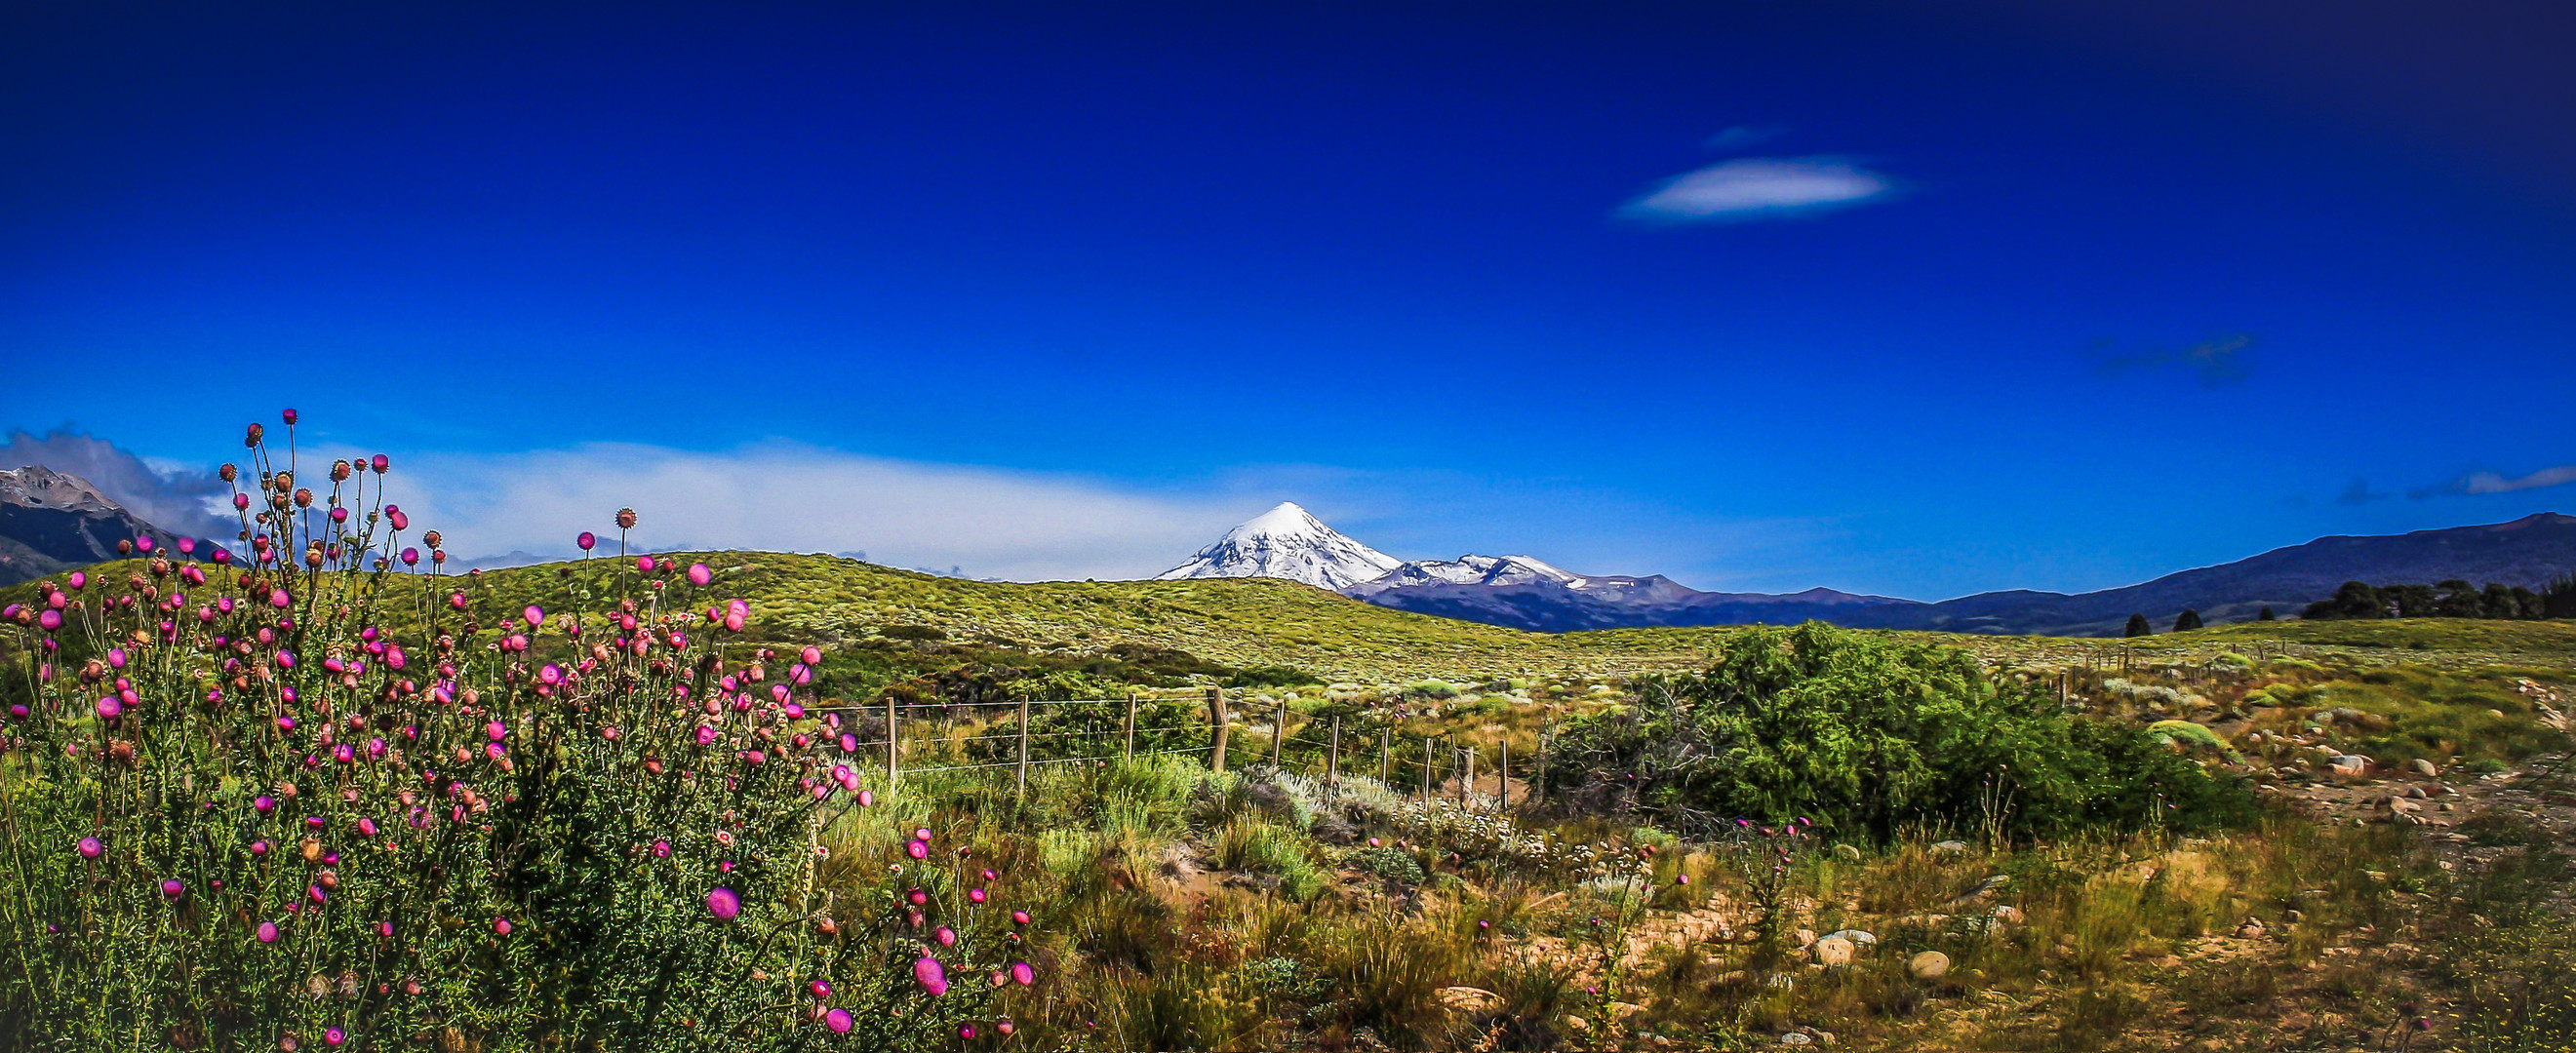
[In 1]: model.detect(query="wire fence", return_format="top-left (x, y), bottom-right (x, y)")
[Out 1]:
top-left (804, 687), bottom-right (1547, 812)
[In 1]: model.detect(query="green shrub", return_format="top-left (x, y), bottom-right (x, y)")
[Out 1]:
top-left (1348, 845), bottom-right (1429, 885)
top-left (1545, 622), bottom-right (2256, 840)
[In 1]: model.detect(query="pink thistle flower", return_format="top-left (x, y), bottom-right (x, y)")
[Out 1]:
top-left (400, 548), bottom-right (418, 566)
top-left (1011, 911), bottom-right (1031, 926)
top-left (981, 868), bottom-right (999, 882)
top-left (258, 921), bottom-right (280, 943)
top-left (77, 837), bottom-right (102, 859)
top-left (161, 879), bottom-right (185, 899)
top-left (96, 697), bottom-right (123, 720)
top-left (958, 1025), bottom-right (976, 1039)
top-left (706, 887), bottom-right (741, 920)
top-left (1011, 961), bottom-right (1036, 987)
top-left (914, 828), bottom-right (932, 841)
top-left (969, 888), bottom-right (986, 904)
top-left (810, 980), bottom-right (832, 998)
top-left (372, 453), bottom-right (389, 473)
top-left (913, 956), bottom-right (949, 995)
top-left (487, 721), bottom-right (506, 742)
top-left (935, 925), bottom-right (957, 947)
top-left (652, 840), bottom-right (671, 858)
top-left (523, 604), bottom-right (544, 627)
top-left (801, 645), bottom-right (822, 665)
top-left (493, 916), bottom-right (511, 936)
top-left (905, 838), bottom-right (928, 860)
top-left (688, 563), bottom-right (712, 586)
top-left (384, 506), bottom-right (408, 530)
top-left (824, 1009), bottom-right (853, 1034)
top-left (576, 531), bottom-right (596, 551)
top-left (324, 1028), bottom-right (343, 1047)
top-left (858, 790), bottom-right (875, 807)
top-left (907, 887), bottom-right (928, 906)
top-left (377, 921), bottom-right (393, 937)
top-left (637, 556), bottom-right (655, 573)
top-left (256, 795), bottom-right (276, 814)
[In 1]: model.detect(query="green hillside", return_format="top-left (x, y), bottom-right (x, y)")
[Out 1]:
top-left (16, 550), bottom-right (2575, 686)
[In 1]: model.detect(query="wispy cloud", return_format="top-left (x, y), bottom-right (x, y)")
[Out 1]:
top-left (2336, 477), bottom-right (2393, 505)
top-left (1617, 156), bottom-right (1900, 223)
top-left (1, 428), bottom-right (237, 538)
top-left (2409, 464), bottom-right (2576, 499)
top-left (2091, 334), bottom-right (2254, 388)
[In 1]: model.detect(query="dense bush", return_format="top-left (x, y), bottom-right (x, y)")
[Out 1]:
top-left (1543, 622), bottom-right (2256, 841)
top-left (0, 415), bottom-right (1041, 1051)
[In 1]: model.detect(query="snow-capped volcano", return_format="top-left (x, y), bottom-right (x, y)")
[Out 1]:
top-left (1154, 502), bottom-right (1403, 590)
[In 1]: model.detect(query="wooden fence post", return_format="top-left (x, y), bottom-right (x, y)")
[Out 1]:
top-left (1270, 700), bottom-right (1286, 769)
top-left (1459, 746), bottom-right (1472, 806)
top-left (1421, 736), bottom-right (1432, 803)
top-left (1124, 692), bottom-right (1136, 760)
top-left (1378, 727), bottom-right (1391, 786)
top-left (1015, 694), bottom-right (1031, 793)
top-left (1207, 686), bottom-right (1229, 773)
top-left (1326, 715), bottom-right (1341, 789)
top-left (886, 695), bottom-right (899, 786)
top-left (1532, 717), bottom-right (1548, 805)
top-left (1498, 740), bottom-right (1509, 811)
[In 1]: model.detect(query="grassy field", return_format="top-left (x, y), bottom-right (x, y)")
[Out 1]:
top-left (21, 550), bottom-right (2566, 685)
top-left (8, 549), bottom-right (2576, 1051)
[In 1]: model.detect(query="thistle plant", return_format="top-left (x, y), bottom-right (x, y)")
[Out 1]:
top-left (0, 412), bottom-right (1040, 1051)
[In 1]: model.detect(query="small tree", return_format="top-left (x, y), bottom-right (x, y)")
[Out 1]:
top-left (2256, 606), bottom-right (2276, 621)
top-left (2173, 608), bottom-right (2203, 632)
top-left (2124, 613), bottom-right (2153, 637)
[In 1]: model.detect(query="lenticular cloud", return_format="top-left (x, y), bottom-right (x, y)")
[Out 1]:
top-left (1620, 156), bottom-right (1899, 222)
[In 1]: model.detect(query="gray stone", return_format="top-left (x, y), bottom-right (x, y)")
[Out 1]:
top-left (2411, 758), bottom-right (2439, 778)
top-left (1908, 950), bottom-right (1951, 981)
top-left (1810, 936), bottom-right (1855, 967)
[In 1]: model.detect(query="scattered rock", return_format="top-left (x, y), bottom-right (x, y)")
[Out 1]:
top-left (1795, 928), bottom-right (1817, 948)
top-left (1818, 928), bottom-right (1878, 948)
top-left (1713, 970), bottom-right (1748, 987)
top-left (1607, 1001), bottom-right (1648, 1026)
top-left (1780, 1033), bottom-right (1814, 1046)
top-left (1810, 936), bottom-right (1855, 967)
top-left (2329, 755), bottom-right (2369, 775)
top-left (2284, 909), bottom-right (2305, 922)
top-left (1908, 950), bottom-right (1951, 981)
top-left (1929, 840), bottom-right (1972, 856)
top-left (1803, 1029), bottom-right (1839, 1045)
top-left (1436, 986), bottom-right (1504, 1017)
top-left (1563, 1015), bottom-right (1590, 1034)
top-left (2235, 916), bottom-right (2267, 939)
top-left (2411, 758), bottom-right (2439, 778)
top-left (1991, 905), bottom-right (2026, 925)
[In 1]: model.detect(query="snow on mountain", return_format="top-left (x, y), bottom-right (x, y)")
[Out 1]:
top-left (1154, 502), bottom-right (1404, 590)
top-left (1365, 554), bottom-right (1580, 589)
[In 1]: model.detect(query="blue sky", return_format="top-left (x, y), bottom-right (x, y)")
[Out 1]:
top-left (5, 1), bottom-right (2572, 595)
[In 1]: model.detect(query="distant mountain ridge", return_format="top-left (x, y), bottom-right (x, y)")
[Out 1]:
top-left (1159, 506), bottom-right (2576, 637)
top-left (0, 465), bottom-right (193, 585)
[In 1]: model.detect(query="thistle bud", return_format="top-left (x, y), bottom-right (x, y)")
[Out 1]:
top-left (332, 460), bottom-right (351, 482)
top-left (294, 488), bottom-right (313, 509)
top-left (117, 539), bottom-right (134, 556)
top-left (219, 463), bottom-right (238, 483)
top-left (245, 423), bottom-right (263, 447)
top-left (615, 508), bottom-right (638, 529)
top-left (370, 454), bottom-right (389, 474)
top-left (422, 530), bottom-right (442, 549)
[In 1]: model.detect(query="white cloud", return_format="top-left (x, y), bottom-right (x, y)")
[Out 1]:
top-left (298, 442), bottom-right (1258, 581)
top-left (2413, 464), bottom-right (2576, 499)
top-left (1619, 156), bottom-right (1899, 222)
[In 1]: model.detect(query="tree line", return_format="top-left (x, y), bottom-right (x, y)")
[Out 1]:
top-left (2301, 574), bottom-right (2576, 622)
